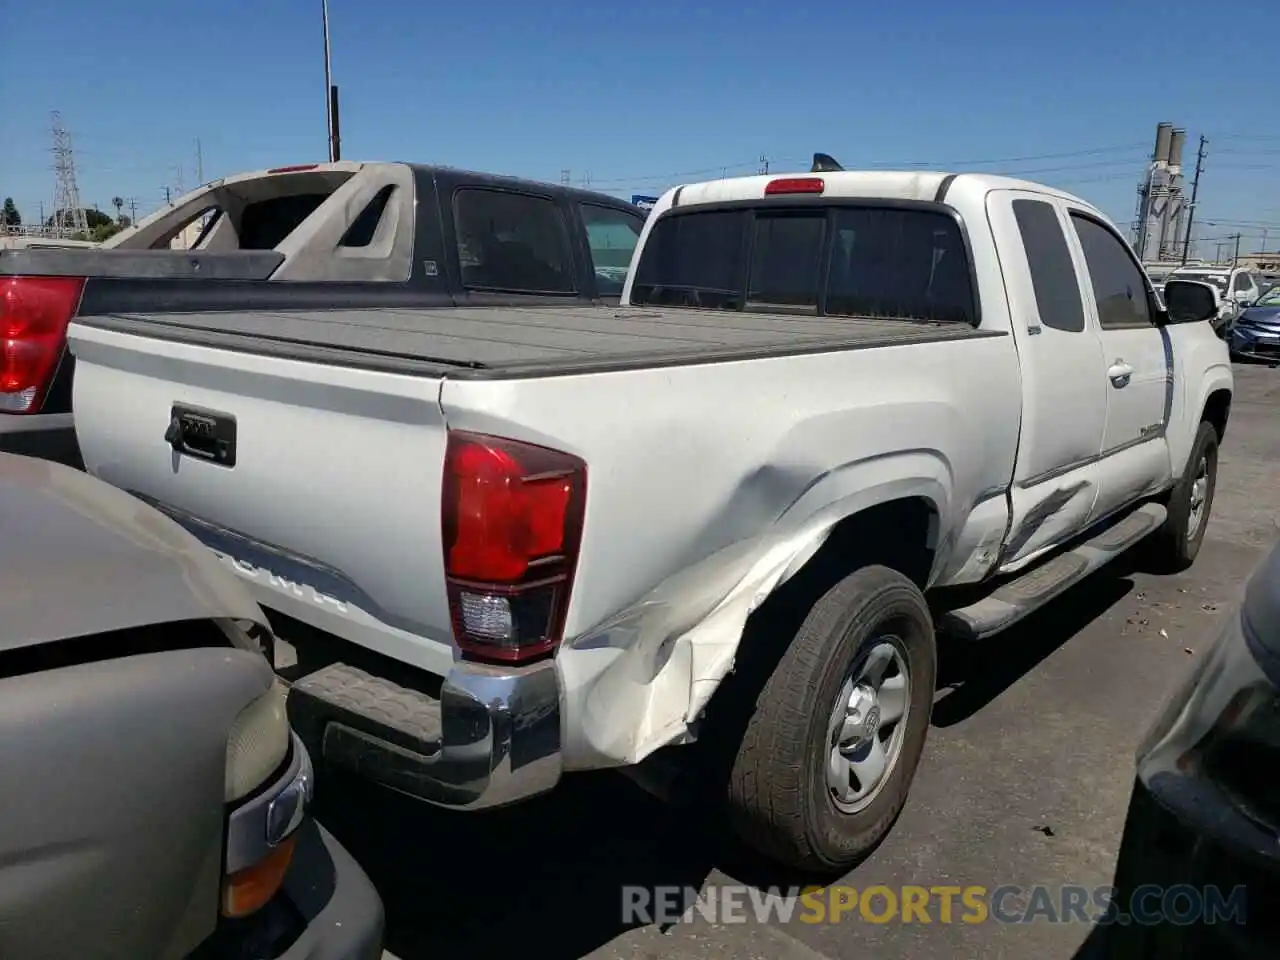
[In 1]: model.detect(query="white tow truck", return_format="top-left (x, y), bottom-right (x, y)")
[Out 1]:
top-left (64, 156), bottom-right (1232, 874)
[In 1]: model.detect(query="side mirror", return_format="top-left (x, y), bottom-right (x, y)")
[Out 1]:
top-left (1163, 279), bottom-right (1220, 324)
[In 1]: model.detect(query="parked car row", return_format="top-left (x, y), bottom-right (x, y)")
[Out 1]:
top-left (1229, 283), bottom-right (1280, 362)
top-left (0, 154), bottom-right (1248, 952)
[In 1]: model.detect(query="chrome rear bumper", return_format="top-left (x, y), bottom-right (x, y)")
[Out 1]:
top-left (288, 657), bottom-right (562, 811)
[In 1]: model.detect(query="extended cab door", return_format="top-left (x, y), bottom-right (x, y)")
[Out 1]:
top-left (1063, 210), bottom-right (1173, 523)
top-left (987, 190), bottom-right (1108, 567)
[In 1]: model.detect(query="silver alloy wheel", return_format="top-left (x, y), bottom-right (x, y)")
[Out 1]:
top-left (825, 639), bottom-right (911, 814)
top-left (1187, 455), bottom-right (1209, 541)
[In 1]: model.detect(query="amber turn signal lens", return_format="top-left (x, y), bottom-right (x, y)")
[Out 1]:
top-left (221, 834), bottom-right (297, 918)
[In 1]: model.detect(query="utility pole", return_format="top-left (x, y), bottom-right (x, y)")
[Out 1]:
top-left (1136, 139), bottom-right (1157, 259)
top-left (1181, 135), bottom-right (1206, 265)
top-left (1232, 232), bottom-right (1241, 267)
top-left (560, 169), bottom-right (570, 185)
top-left (759, 154), bottom-right (769, 174)
top-left (127, 197), bottom-right (138, 224)
top-left (195, 138), bottom-right (204, 184)
top-left (322, 0), bottom-right (337, 162)
top-left (330, 84), bottom-right (342, 161)
top-left (163, 186), bottom-right (172, 205)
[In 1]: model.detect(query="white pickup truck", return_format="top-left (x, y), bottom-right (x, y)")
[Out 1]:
top-left (64, 158), bottom-right (1232, 874)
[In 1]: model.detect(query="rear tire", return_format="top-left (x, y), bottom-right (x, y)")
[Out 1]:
top-left (1147, 420), bottom-right (1218, 573)
top-left (725, 565), bottom-right (935, 874)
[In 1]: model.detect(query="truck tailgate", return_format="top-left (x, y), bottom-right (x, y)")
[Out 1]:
top-left (66, 318), bottom-right (456, 676)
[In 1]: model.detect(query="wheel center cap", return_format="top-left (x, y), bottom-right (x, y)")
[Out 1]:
top-left (863, 704), bottom-right (881, 740)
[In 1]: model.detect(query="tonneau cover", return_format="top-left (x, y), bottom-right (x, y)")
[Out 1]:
top-left (71, 305), bottom-right (989, 377)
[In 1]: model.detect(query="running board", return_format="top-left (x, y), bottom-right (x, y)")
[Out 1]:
top-left (939, 502), bottom-right (1167, 640)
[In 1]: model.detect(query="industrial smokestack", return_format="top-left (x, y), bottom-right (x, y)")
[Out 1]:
top-left (1169, 128), bottom-right (1186, 169)
top-left (1154, 123), bottom-right (1174, 164)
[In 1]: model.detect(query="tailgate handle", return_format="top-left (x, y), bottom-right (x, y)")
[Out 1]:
top-left (166, 404), bottom-right (237, 468)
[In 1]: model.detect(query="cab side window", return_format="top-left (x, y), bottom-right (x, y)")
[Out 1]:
top-left (454, 188), bottom-right (576, 294)
top-left (1070, 214), bottom-right (1153, 329)
top-left (1013, 199), bottom-right (1085, 333)
top-left (579, 203), bottom-right (645, 296)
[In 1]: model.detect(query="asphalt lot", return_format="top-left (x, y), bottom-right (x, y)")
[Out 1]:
top-left (317, 363), bottom-right (1279, 960)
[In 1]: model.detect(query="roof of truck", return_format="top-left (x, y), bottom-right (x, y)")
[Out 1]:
top-left (167, 160), bottom-right (636, 211)
top-left (665, 169), bottom-right (1106, 214)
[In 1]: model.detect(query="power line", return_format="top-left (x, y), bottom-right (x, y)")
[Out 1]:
top-left (1215, 133), bottom-right (1280, 142)
top-left (577, 141), bottom-right (1151, 189)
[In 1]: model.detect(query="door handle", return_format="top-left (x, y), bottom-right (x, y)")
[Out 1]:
top-left (1108, 360), bottom-right (1133, 387)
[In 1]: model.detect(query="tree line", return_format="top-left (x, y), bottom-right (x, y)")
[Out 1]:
top-left (2, 196), bottom-right (132, 242)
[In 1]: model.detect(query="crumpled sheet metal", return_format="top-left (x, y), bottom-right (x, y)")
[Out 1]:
top-left (559, 469), bottom-right (951, 770)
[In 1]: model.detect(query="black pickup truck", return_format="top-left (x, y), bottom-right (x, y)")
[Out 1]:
top-left (0, 161), bottom-right (647, 467)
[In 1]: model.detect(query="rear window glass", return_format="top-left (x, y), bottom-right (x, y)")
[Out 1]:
top-left (748, 213), bottom-right (826, 311)
top-left (1175, 272), bottom-right (1228, 292)
top-left (630, 210), bottom-right (746, 309)
top-left (631, 206), bottom-right (975, 323)
top-left (826, 208), bottom-right (974, 323)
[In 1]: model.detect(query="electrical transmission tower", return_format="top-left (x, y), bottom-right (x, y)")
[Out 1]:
top-left (50, 111), bottom-right (88, 237)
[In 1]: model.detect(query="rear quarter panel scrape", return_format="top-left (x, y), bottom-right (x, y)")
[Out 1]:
top-left (440, 331), bottom-right (1022, 769)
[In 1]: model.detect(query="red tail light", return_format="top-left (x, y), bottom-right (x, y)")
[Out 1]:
top-left (764, 177), bottom-right (825, 196)
top-left (442, 431), bottom-right (587, 664)
top-left (268, 164), bottom-right (320, 174)
top-left (0, 276), bottom-right (85, 414)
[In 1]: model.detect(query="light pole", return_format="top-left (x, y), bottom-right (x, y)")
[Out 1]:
top-left (322, 0), bottom-right (336, 162)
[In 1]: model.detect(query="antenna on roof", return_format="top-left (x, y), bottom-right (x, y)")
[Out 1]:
top-left (811, 152), bottom-right (844, 172)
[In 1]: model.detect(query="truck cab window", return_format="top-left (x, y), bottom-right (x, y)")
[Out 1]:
top-left (826, 208), bottom-right (975, 324)
top-left (747, 213), bottom-right (825, 311)
top-left (580, 204), bottom-right (644, 296)
top-left (454, 189), bottom-right (576, 295)
top-left (1070, 214), bottom-right (1153, 329)
top-left (630, 210), bottom-right (746, 309)
top-left (1012, 198), bottom-right (1086, 333)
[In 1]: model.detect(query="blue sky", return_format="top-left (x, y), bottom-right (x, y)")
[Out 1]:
top-left (2, 0), bottom-right (1278, 256)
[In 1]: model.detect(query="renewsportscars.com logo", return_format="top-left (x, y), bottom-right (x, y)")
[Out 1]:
top-left (622, 884), bottom-right (1248, 927)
